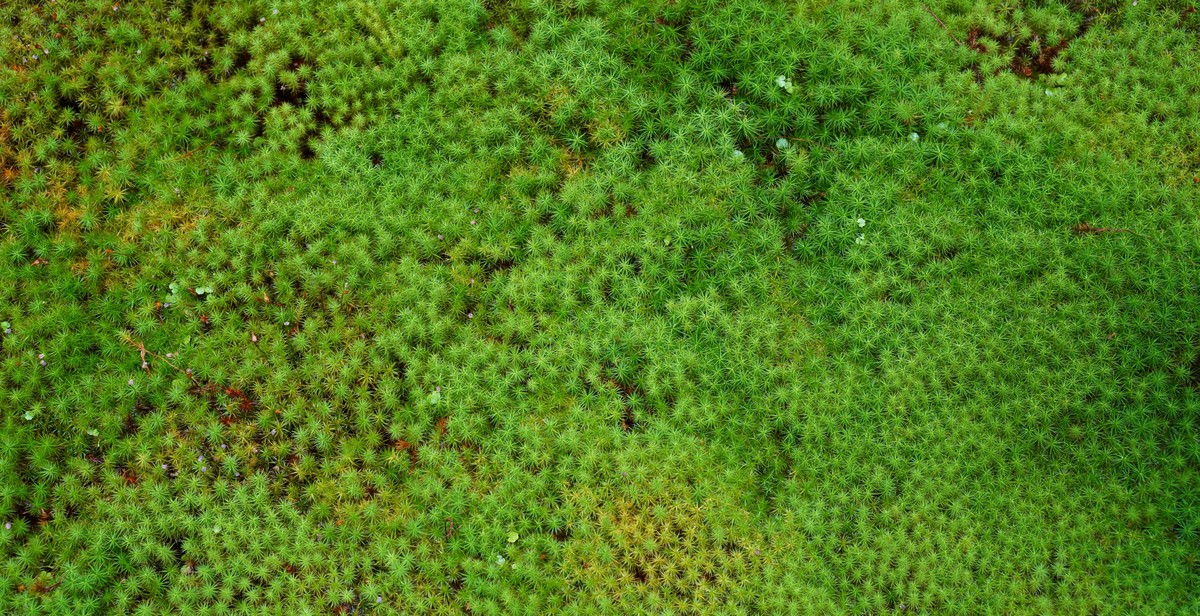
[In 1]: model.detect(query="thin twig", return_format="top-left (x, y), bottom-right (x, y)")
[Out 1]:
top-left (921, 3), bottom-right (965, 48)
top-left (1072, 223), bottom-right (1147, 239)
top-left (28, 576), bottom-right (63, 595)
top-left (168, 142), bottom-right (212, 162)
top-left (249, 332), bottom-right (271, 361)
top-left (119, 331), bottom-right (194, 381)
top-left (781, 136), bottom-right (838, 154)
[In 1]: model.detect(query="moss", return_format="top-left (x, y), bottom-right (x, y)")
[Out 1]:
top-left (0, 0), bottom-right (1198, 612)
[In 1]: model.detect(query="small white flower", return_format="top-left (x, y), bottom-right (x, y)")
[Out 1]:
top-left (910, 133), bottom-right (919, 142)
top-left (496, 555), bottom-right (505, 565)
top-left (213, 526), bottom-right (220, 534)
top-left (855, 234), bottom-right (866, 245)
top-left (732, 149), bottom-right (744, 161)
top-left (857, 218), bottom-right (866, 228)
top-left (776, 138), bottom-right (790, 149)
top-left (775, 75), bottom-right (787, 88)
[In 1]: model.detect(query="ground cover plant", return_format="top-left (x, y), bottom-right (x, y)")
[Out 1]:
top-left (1, 0), bottom-right (1199, 613)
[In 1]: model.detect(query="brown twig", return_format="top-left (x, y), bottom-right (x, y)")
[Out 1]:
top-left (168, 142), bottom-right (212, 162)
top-left (1072, 223), bottom-right (1146, 239)
top-left (27, 576), bottom-right (63, 595)
top-left (921, 3), bottom-right (966, 48)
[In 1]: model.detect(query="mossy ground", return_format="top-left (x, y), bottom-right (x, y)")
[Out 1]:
top-left (1, 0), bottom-right (1199, 613)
